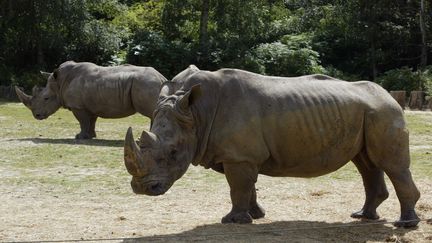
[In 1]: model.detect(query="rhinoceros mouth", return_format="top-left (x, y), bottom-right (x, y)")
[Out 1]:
top-left (34, 113), bottom-right (48, 120)
top-left (131, 178), bottom-right (170, 196)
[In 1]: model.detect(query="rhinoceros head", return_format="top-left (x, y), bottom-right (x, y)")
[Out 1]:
top-left (15, 71), bottom-right (61, 120)
top-left (124, 85), bottom-right (202, 196)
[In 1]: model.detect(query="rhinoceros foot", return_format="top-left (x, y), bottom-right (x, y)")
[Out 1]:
top-left (350, 209), bottom-right (379, 220)
top-left (75, 132), bottom-right (96, 140)
top-left (393, 210), bottom-right (420, 228)
top-left (221, 211), bottom-right (253, 224)
top-left (249, 203), bottom-right (265, 219)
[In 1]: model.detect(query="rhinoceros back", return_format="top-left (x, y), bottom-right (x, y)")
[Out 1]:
top-left (59, 62), bottom-right (165, 119)
top-left (185, 69), bottom-right (403, 178)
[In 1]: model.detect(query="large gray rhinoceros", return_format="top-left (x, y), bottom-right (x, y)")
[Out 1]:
top-left (15, 61), bottom-right (167, 139)
top-left (123, 69), bottom-right (420, 227)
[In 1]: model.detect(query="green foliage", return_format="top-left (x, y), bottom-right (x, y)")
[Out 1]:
top-left (126, 31), bottom-right (193, 78)
top-left (377, 67), bottom-right (421, 93)
top-left (113, 1), bottom-right (164, 32)
top-left (375, 65), bottom-right (432, 96)
top-left (0, 0), bottom-right (124, 86)
top-left (250, 34), bottom-right (324, 77)
top-left (87, 0), bottom-right (126, 20)
top-left (322, 66), bottom-right (362, 82)
top-left (66, 19), bottom-right (125, 65)
top-left (0, 0), bottom-right (432, 90)
top-left (420, 66), bottom-right (432, 96)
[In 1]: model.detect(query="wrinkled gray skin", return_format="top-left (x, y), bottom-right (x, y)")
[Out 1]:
top-left (124, 69), bottom-right (420, 227)
top-left (15, 61), bottom-right (167, 139)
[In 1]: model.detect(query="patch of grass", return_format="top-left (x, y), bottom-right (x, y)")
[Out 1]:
top-left (0, 103), bottom-right (431, 194)
top-left (0, 103), bottom-right (149, 193)
top-left (405, 112), bottom-right (432, 136)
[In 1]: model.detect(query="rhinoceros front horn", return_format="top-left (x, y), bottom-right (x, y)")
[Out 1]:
top-left (14, 86), bottom-right (32, 108)
top-left (124, 127), bottom-right (146, 176)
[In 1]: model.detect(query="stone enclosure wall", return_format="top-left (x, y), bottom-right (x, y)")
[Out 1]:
top-left (390, 90), bottom-right (432, 111)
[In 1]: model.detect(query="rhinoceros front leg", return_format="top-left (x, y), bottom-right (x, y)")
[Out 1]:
top-left (221, 162), bottom-right (263, 224)
top-left (248, 184), bottom-right (265, 219)
top-left (72, 109), bottom-right (97, 139)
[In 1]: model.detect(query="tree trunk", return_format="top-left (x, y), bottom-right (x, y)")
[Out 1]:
top-left (32, 0), bottom-right (45, 68)
top-left (198, 0), bottom-right (210, 68)
top-left (390, 91), bottom-right (406, 109)
top-left (419, 0), bottom-right (427, 70)
top-left (408, 91), bottom-right (425, 110)
top-left (361, 0), bottom-right (378, 80)
top-left (371, 40), bottom-right (378, 80)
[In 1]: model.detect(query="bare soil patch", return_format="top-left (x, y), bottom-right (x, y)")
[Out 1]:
top-left (1, 167), bottom-right (431, 242)
top-left (1, 105), bottom-right (431, 242)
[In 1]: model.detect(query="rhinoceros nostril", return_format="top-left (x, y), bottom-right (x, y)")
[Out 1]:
top-left (151, 182), bottom-right (161, 191)
top-left (148, 182), bottom-right (164, 195)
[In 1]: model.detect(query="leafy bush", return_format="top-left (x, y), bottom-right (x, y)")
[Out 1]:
top-left (376, 66), bottom-right (432, 95)
top-left (250, 34), bottom-right (324, 77)
top-left (66, 19), bottom-right (124, 65)
top-left (126, 31), bottom-right (193, 78)
top-left (322, 66), bottom-right (362, 81)
top-left (421, 66), bottom-right (432, 96)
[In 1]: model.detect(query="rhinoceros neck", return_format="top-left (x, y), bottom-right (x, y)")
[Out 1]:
top-left (57, 79), bottom-right (68, 108)
top-left (191, 85), bottom-right (221, 168)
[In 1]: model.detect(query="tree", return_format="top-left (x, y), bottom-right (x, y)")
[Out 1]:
top-left (419, 0), bottom-right (427, 70)
top-left (0, 0), bottom-right (124, 87)
top-left (198, 0), bottom-right (210, 68)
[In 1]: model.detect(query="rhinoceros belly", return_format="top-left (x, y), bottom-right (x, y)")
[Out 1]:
top-left (210, 85), bottom-right (366, 177)
top-left (259, 98), bottom-right (365, 177)
top-left (71, 77), bottom-right (137, 118)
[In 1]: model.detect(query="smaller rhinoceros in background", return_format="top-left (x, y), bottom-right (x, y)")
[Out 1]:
top-left (15, 61), bottom-right (167, 139)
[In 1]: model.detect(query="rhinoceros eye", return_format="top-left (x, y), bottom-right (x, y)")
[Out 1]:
top-left (169, 149), bottom-right (177, 160)
top-left (44, 97), bottom-right (49, 101)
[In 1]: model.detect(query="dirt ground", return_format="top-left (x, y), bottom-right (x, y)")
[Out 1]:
top-left (1, 165), bottom-right (431, 242)
top-left (0, 107), bottom-right (431, 242)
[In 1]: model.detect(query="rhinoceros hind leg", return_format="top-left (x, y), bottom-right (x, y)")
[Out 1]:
top-left (364, 111), bottom-right (420, 227)
top-left (351, 151), bottom-right (389, 220)
top-left (72, 109), bottom-right (97, 139)
top-left (386, 169), bottom-right (420, 228)
top-left (222, 162), bottom-right (258, 224)
top-left (221, 211), bottom-right (253, 224)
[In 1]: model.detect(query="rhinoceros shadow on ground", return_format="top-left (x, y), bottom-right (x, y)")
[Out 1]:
top-left (14, 137), bottom-right (124, 147)
top-left (122, 220), bottom-right (417, 242)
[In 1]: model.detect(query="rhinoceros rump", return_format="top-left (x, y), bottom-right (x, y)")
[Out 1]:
top-left (124, 69), bottom-right (420, 227)
top-left (15, 61), bottom-right (167, 139)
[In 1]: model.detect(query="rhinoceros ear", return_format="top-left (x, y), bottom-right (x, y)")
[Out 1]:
top-left (159, 82), bottom-right (177, 99)
top-left (178, 84), bottom-right (202, 112)
top-left (40, 71), bottom-right (52, 79)
top-left (14, 86), bottom-right (32, 108)
top-left (53, 68), bottom-right (59, 80)
top-left (188, 64), bottom-right (199, 72)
